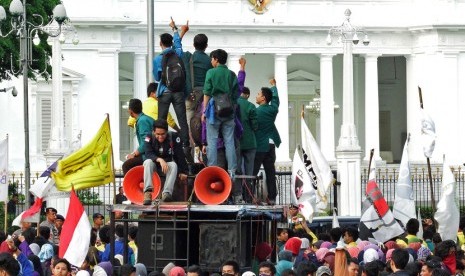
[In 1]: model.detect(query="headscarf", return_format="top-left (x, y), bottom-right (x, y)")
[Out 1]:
top-left (284, 237), bottom-right (302, 256)
top-left (93, 266), bottom-right (108, 276)
top-left (38, 244), bottom-right (54, 262)
top-left (416, 246), bottom-right (432, 262)
top-left (76, 271), bottom-right (91, 276)
top-left (322, 252), bottom-right (335, 272)
top-left (98, 261), bottom-right (113, 276)
top-left (29, 243), bottom-right (40, 256)
top-left (255, 242), bottom-right (273, 261)
top-left (316, 266), bottom-right (332, 276)
top-left (134, 263), bottom-right (147, 276)
top-left (114, 254), bottom-right (123, 266)
top-left (242, 272), bottom-right (256, 276)
top-left (300, 238), bottom-right (310, 249)
top-left (347, 247), bottom-right (360, 258)
top-left (278, 250), bottom-right (293, 262)
top-left (363, 248), bottom-right (379, 263)
top-left (316, 248), bottom-right (329, 262)
top-left (162, 262), bottom-right (176, 276)
top-left (357, 240), bottom-right (371, 252)
top-left (321, 241), bottom-right (332, 249)
top-left (169, 266), bottom-right (185, 276)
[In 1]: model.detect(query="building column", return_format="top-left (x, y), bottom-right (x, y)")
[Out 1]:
top-left (228, 53), bottom-right (243, 75)
top-left (48, 38), bottom-right (68, 155)
top-left (274, 53), bottom-right (290, 162)
top-left (134, 53), bottom-right (147, 100)
top-left (336, 40), bottom-right (362, 216)
top-left (319, 54), bottom-right (336, 161)
top-left (364, 54), bottom-right (381, 161)
top-left (405, 54), bottom-right (423, 162)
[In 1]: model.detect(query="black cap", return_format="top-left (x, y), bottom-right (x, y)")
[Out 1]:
top-left (289, 203), bottom-right (299, 209)
top-left (56, 214), bottom-right (65, 221)
top-left (93, 213), bottom-right (104, 219)
top-left (45, 207), bottom-right (57, 213)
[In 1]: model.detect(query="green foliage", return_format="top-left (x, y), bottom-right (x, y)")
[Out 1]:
top-left (77, 190), bottom-right (103, 205)
top-left (8, 180), bottom-right (24, 203)
top-left (0, 0), bottom-right (60, 81)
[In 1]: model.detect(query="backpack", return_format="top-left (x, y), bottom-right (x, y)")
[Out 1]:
top-left (190, 96), bottom-right (203, 147)
top-left (161, 50), bottom-right (186, 92)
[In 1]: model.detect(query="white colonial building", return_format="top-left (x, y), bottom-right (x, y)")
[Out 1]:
top-left (1, 0), bottom-right (465, 214)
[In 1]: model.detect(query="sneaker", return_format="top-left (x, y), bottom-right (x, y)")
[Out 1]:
top-left (161, 192), bottom-right (173, 202)
top-left (183, 146), bottom-right (194, 164)
top-left (233, 195), bottom-right (245, 205)
top-left (143, 192), bottom-right (152, 206)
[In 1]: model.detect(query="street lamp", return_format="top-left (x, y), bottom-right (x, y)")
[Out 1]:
top-left (0, 86), bottom-right (18, 97)
top-left (326, 9), bottom-right (369, 150)
top-left (0, 0), bottom-right (76, 208)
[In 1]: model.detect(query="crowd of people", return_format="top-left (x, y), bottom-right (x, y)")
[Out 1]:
top-left (121, 18), bottom-right (281, 206)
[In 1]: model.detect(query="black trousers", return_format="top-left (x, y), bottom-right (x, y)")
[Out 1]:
top-left (158, 90), bottom-right (190, 147)
top-left (253, 144), bottom-right (277, 201)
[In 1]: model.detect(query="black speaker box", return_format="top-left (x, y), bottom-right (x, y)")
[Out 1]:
top-left (137, 221), bottom-right (188, 271)
top-left (198, 223), bottom-right (247, 271)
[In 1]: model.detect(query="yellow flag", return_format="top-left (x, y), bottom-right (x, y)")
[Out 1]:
top-left (52, 117), bottom-right (115, 191)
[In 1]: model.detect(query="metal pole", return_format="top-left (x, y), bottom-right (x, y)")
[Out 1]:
top-left (147, 0), bottom-right (154, 82)
top-left (21, 0), bottom-right (31, 209)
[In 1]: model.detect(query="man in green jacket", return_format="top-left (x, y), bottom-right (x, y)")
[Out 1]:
top-left (122, 98), bottom-right (155, 175)
top-left (202, 49), bottom-right (239, 188)
top-left (253, 79), bottom-right (281, 205)
top-left (237, 57), bottom-right (258, 203)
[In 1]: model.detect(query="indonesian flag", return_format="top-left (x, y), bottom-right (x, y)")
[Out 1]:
top-left (434, 155), bottom-right (460, 242)
top-left (393, 135), bottom-right (416, 227)
top-left (12, 198), bottom-right (42, 227)
top-left (359, 158), bottom-right (404, 242)
top-left (417, 208), bottom-right (423, 240)
top-left (59, 189), bottom-right (91, 267)
top-left (291, 149), bottom-right (316, 221)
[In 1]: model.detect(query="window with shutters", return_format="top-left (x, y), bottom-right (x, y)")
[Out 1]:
top-left (37, 93), bottom-right (72, 153)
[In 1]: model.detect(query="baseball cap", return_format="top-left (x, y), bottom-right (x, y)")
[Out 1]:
top-left (93, 213), bottom-right (104, 219)
top-left (45, 207), bottom-right (57, 213)
top-left (55, 214), bottom-right (65, 221)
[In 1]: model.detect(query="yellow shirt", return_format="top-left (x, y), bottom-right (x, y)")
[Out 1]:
top-left (127, 97), bottom-right (178, 128)
top-left (458, 231), bottom-right (465, 249)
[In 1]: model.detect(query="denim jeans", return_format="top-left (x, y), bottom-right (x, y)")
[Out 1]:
top-left (206, 116), bottom-right (237, 178)
top-left (158, 90), bottom-right (189, 146)
top-left (143, 159), bottom-right (178, 195)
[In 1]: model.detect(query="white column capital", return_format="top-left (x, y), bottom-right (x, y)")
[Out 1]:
top-left (319, 53), bottom-right (336, 59)
top-left (274, 53), bottom-right (291, 60)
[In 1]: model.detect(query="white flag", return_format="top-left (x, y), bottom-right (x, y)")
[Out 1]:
top-left (420, 108), bottom-right (436, 158)
top-left (300, 118), bottom-right (334, 210)
top-left (417, 208), bottom-right (423, 240)
top-left (291, 149), bottom-right (316, 221)
top-left (0, 137), bottom-right (8, 202)
top-left (434, 156), bottom-right (460, 242)
top-left (332, 208), bottom-right (340, 228)
top-left (393, 135), bottom-right (416, 227)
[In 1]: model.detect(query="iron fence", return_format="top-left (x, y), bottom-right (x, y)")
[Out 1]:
top-left (5, 164), bottom-right (465, 224)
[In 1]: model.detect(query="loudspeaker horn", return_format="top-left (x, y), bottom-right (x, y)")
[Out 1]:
top-left (123, 165), bottom-right (161, 205)
top-left (194, 166), bottom-right (232, 205)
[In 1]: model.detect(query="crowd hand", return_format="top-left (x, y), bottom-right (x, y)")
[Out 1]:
top-left (180, 20), bottom-right (189, 34)
top-left (169, 17), bottom-right (176, 29)
top-left (239, 57), bottom-right (246, 69)
top-left (158, 158), bottom-right (169, 174)
top-left (17, 235), bottom-right (25, 243)
top-left (6, 238), bottom-right (16, 251)
top-left (179, 173), bottom-right (187, 181)
top-left (201, 113), bottom-right (206, 123)
top-left (201, 145), bottom-right (207, 155)
top-left (126, 152), bottom-right (136, 160)
top-left (269, 78), bottom-right (276, 86)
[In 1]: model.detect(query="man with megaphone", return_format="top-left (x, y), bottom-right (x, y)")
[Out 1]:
top-left (142, 119), bottom-right (189, 205)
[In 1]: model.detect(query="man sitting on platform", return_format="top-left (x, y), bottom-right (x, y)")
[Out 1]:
top-left (143, 119), bottom-right (188, 205)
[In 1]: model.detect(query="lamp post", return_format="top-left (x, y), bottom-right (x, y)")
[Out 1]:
top-left (326, 9), bottom-right (369, 150)
top-left (326, 9), bottom-right (370, 216)
top-left (0, 0), bottom-right (76, 208)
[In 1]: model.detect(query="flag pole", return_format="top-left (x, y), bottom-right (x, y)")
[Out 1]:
top-left (105, 113), bottom-right (117, 205)
top-left (4, 134), bottom-right (8, 233)
top-left (367, 148), bottom-right (374, 178)
top-left (418, 87), bottom-right (436, 213)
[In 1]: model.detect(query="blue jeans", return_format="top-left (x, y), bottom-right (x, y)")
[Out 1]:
top-left (206, 116), bottom-right (237, 178)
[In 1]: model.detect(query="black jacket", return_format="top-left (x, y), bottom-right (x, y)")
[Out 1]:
top-left (144, 131), bottom-right (188, 174)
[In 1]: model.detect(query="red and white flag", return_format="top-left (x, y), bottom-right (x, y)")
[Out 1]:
top-left (59, 189), bottom-right (91, 267)
top-left (359, 159), bottom-right (404, 243)
top-left (12, 198), bottom-right (42, 227)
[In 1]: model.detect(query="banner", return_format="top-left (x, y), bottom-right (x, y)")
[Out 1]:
top-left (300, 118), bottom-right (334, 210)
top-left (0, 137), bottom-right (8, 202)
top-left (434, 155), bottom-right (460, 241)
top-left (392, 135), bottom-right (416, 228)
top-left (291, 149), bottom-right (316, 220)
top-left (52, 117), bottom-right (115, 191)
